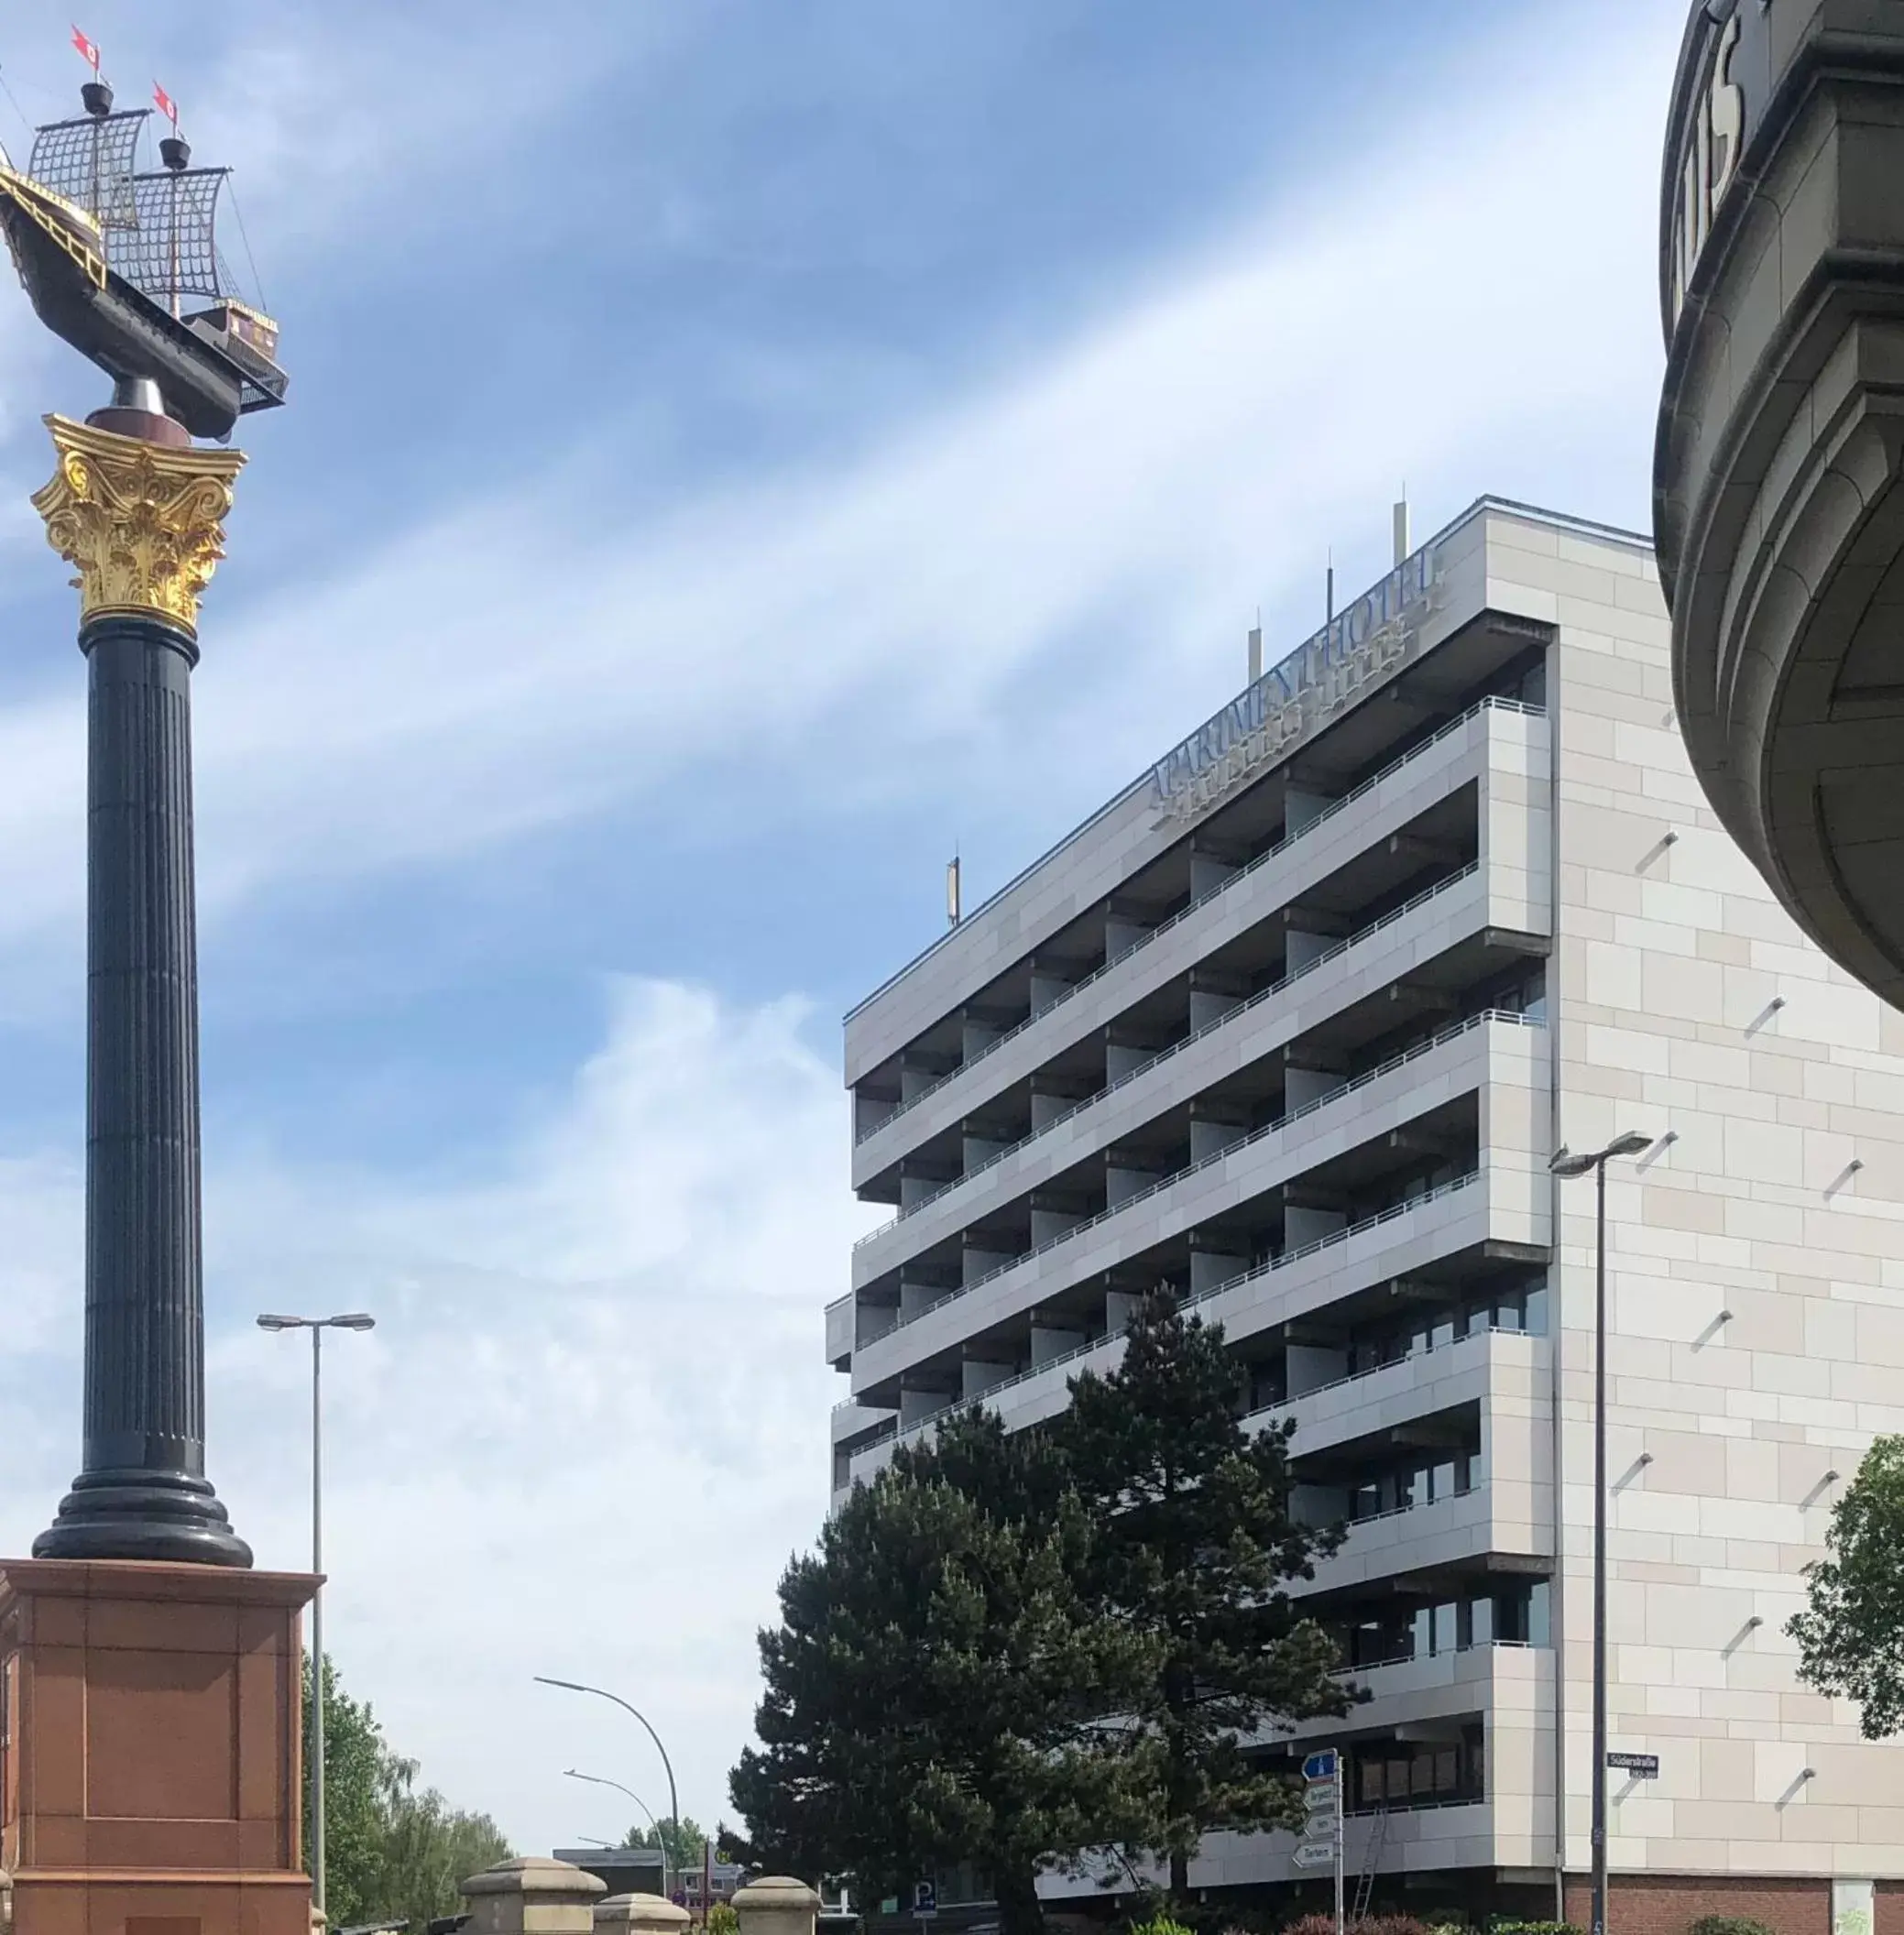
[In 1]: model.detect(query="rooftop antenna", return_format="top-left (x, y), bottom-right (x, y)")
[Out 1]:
top-left (1393, 486), bottom-right (1411, 566)
top-left (1247, 607), bottom-right (1262, 684)
top-left (947, 847), bottom-right (962, 928)
top-left (1326, 548), bottom-right (1335, 627)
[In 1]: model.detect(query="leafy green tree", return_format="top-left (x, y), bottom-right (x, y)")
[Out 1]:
top-left (1789, 1435), bottom-right (1904, 1734)
top-left (730, 1412), bottom-right (1156, 1935)
top-left (378, 1765), bottom-right (513, 1932)
top-left (1059, 1293), bottom-right (1353, 1898)
top-left (303, 1656), bottom-right (389, 1930)
top-left (625, 1817), bottom-right (715, 1874)
top-left (302, 1656), bottom-right (513, 1931)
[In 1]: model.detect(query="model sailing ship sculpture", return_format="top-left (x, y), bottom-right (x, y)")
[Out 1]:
top-left (0, 61), bottom-right (285, 436)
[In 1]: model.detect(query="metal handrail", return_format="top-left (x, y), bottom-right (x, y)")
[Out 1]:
top-left (1340, 1637), bottom-right (1538, 1676)
top-left (833, 1233), bottom-right (1545, 1421)
top-left (842, 1295), bottom-right (1531, 1442)
top-left (1342, 1485), bottom-right (1482, 1530)
top-left (854, 697), bottom-right (1545, 1145)
top-left (1340, 1793), bottom-right (1488, 1821)
top-left (869, 1166), bottom-right (1486, 1448)
top-left (1242, 1313), bottom-right (1539, 1419)
top-left (858, 979), bottom-right (1537, 1256)
top-left (868, 1000), bottom-right (1529, 1339)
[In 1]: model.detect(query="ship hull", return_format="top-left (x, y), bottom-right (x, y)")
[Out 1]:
top-left (0, 171), bottom-right (280, 439)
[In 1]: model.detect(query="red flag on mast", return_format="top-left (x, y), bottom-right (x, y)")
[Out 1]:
top-left (71, 26), bottom-right (101, 72)
top-left (153, 82), bottom-right (178, 127)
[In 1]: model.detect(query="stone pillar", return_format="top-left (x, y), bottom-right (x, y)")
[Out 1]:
top-left (28, 412), bottom-right (250, 1567)
top-left (733, 1877), bottom-right (819, 1935)
top-left (596, 1895), bottom-right (689, 1935)
top-left (463, 1857), bottom-right (607, 1935)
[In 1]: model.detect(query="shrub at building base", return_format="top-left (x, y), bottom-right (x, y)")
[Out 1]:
top-left (1685, 1919), bottom-right (1778, 1935)
top-left (1282, 1916), bottom-right (1434, 1935)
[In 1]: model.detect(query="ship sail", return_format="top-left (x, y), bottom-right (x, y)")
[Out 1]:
top-left (27, 108), bottom-right (144, 231)
top-left (112, 168), bottom-right (230, 302)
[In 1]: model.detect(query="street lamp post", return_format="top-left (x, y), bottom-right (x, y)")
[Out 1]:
top-left (536, 1678), bottom-right (681, 1899)
top-left (258, 1311), bottom-right (377, 1925)
top-left (564, 1770), bottom-right (665, 1886)
top-left (1549, 1131), bottom-right (1651, 1935)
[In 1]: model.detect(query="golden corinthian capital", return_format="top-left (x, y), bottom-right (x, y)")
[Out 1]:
top-left (31, 414), bottom-right (247, 636)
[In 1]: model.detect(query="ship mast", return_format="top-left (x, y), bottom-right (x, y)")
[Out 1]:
top-left (155, 82), bottom-right (183, 318)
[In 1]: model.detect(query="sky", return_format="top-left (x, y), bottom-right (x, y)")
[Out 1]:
top-left (0, 0), bottom-right (1681, 1862)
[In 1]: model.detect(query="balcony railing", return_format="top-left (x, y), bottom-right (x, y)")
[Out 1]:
top-left (1247, 1312), bottom-right (1540, 1422)
top-left (1340, 1636), bottom-right (1540, 1676)
top-left (866, 1011), bottom-right (1536, 1338)
top-left (854, 696), bottom-right (1544, 1145)
top-left (859, 989), bottom-right (1534, 1260)
top-left (1342, 1791), bottom-right (1487, 1820)
top-left (874, 1164), bottom-right (1486, 1447)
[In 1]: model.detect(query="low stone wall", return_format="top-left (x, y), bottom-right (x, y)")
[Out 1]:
top-left (1562, 1875), bottom-right (1827, 1935)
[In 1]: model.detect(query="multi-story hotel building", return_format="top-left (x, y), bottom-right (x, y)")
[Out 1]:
top-left (827, 497), bottom-right (1904, 1928)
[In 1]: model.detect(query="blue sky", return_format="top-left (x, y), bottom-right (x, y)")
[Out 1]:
top-left (0, 0), bottom-right (1680, 1860)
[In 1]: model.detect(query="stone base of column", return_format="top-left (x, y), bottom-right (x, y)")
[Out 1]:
top-left (0, 1558), bottom-right (318, 1935)
top-left (34, 1471), bottom-right (252, 1569)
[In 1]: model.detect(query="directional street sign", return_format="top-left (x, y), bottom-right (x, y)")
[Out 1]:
top-left (1293, 1842), bottom-right (1337, 1871)
top-left (1305, 1783), bottom-right (1338, 1809)
top-left (1302, 1749), bottom-right (1340, 1783)
top-left (1301, 1812), bottom-right (1338, 1842)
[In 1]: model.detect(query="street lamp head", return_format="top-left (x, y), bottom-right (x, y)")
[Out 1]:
top-left (256, 1314), bottom-right (305, 1330)
top-left (1551, 1131), bottom-right (1654, 1177)
top-left (326, 1314), bottom-right (376, 1331)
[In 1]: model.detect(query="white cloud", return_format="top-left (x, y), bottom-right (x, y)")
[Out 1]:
top-left (0, 0), bottom-right (1674, 980)
top-left (0, 976), bottom-right (879, 1853)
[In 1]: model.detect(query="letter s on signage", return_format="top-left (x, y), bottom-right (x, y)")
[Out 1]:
top-left (1670, 12), bottom-right (1742, 328)
top-left (1708, 16), bottom-right (1742, 202)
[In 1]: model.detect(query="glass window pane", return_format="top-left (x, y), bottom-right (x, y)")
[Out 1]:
top-left (1433, 1602), bottom-right (1459, 1655)
top-left (1529, 1580), bottom-right (1551, 1647)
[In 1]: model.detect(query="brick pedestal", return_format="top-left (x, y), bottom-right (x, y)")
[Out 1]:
top-left (0, 1558), bottom-right (317, 1935)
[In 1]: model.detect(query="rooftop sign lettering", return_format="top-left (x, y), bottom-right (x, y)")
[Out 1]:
top-left (1147, 539), bottom-right (1445, 825)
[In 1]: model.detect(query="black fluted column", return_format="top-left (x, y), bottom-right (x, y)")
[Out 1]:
top-left (34, 607), bottom-right (250, 1566)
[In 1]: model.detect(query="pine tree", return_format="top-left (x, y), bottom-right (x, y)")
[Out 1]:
top-left (1059, 1292), bottom-right (1352, 1901)
top-left (729, 1412), bottom-right (1155, 1935)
